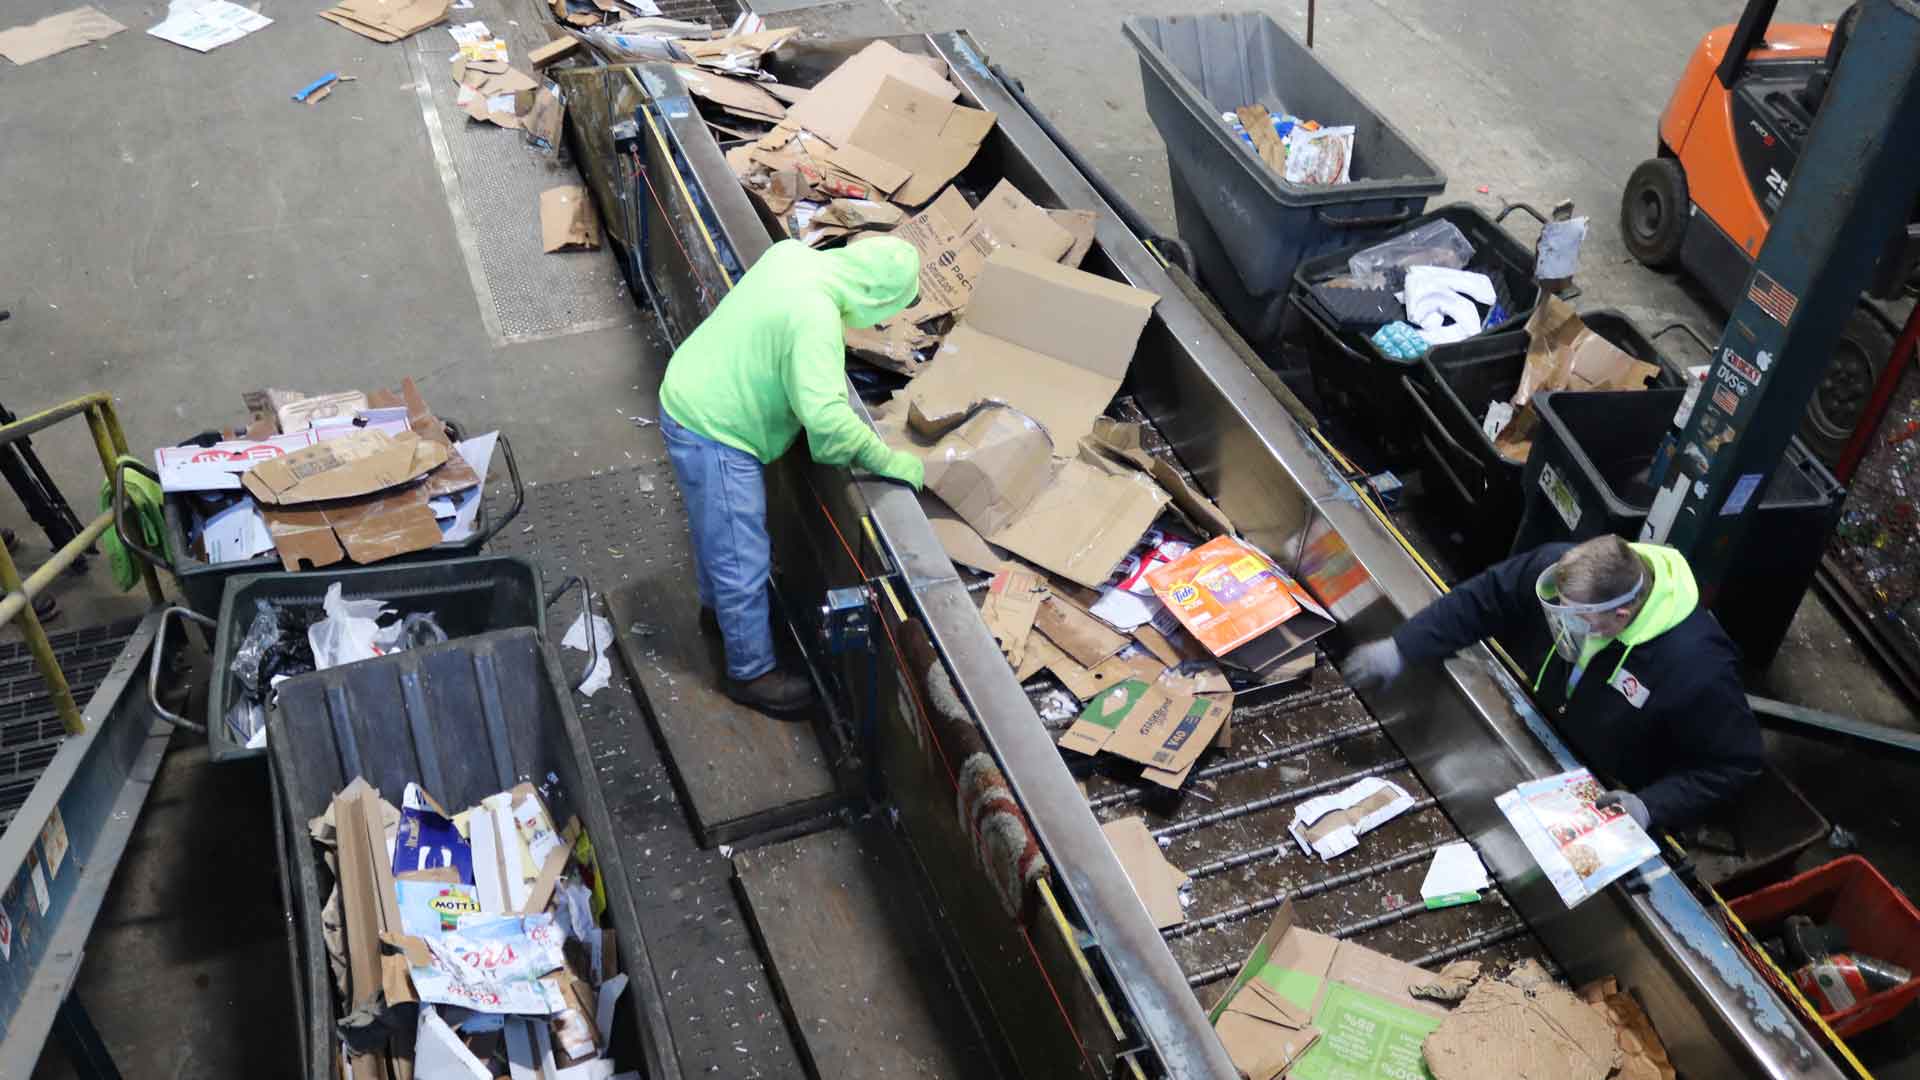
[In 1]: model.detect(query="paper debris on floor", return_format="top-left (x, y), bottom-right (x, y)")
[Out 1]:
top-left (320, 0), bottom-right (450, 43)
top-left (562, 604), bottom-right (615, 696)
top-left (542, 186), bottom-right (603, 252)
top-left (1101, 816), bottom-right (1188, 928)
top-left (148, 0), bottom-right (269, 52)
top-left (1288, 776), bottom-right (1416, 860)
top-left (1420, 841), bottom-right (1490, 908)
top-left (0, 6), bottom-right (125, 65)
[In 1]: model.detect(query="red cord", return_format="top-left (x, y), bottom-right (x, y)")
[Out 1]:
top-left (807, 482), bottom-right (1099, 1076)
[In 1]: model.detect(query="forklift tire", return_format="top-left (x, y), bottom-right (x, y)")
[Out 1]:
top-left (1801, 306), bottom-right (1893, 465)
top-left (1621, 158), bottom-right (1689, 269)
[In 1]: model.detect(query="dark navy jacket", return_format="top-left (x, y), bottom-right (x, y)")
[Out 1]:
top-left (1392, 544), bottom-right (1763, 830)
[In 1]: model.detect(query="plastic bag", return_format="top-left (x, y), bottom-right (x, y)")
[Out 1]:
top-left (1347, 219), bottom-right (1477, 290)
top-left (308, 583), bottom-right (397, 670)
top-left (231, 599), bottom-right (280, 696)
top-left (1283, 125), bottom-right (1354, 185)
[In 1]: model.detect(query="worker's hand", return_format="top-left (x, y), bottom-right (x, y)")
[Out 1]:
top-left (874, 449), bottom-right (925, 490)
top-left (1596, 790), bottom-right (1651, 830)
top-left (1340, 639), bottom-right (1404, 691)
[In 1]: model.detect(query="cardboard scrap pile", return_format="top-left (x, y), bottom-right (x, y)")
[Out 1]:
top-left (1488, 297), bottom-right (1665, 463)
top-left (1209, 906), bottom-right (1676, 1080)
top-left (313, 778), bottom-right (629, 1079)
top-left (445, 23), bottom-right (565, 148)
top-left (154, 380), bottom-right (500, 571)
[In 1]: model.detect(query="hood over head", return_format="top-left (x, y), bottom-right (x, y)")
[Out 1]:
top-left (815, 236), bottom-right (920, 328)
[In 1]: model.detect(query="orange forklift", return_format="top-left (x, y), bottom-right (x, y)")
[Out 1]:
top-left (1621, 1), bottom-right (1919, 462)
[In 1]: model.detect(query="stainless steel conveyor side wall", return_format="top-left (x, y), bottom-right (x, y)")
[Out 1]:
top-left (624, 34), bottom-right (1838, 1080)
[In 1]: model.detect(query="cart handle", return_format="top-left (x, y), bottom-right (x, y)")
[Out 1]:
top-left (470, 431), bottom-right (525, 550)
top-left (1399, 375), bottom-right (1483, 507)
top-left (1315, 205), bottom-right (1415, 230)
top-left (149, 605), bottom-right (214, 734)
top-left (112, 458), bottom-right (171, 571)
top-left (1651, 322), bottom-right (1715, 358)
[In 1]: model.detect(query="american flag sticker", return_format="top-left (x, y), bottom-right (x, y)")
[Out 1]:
top-left (1748, 270), bottom-right (1799, 326)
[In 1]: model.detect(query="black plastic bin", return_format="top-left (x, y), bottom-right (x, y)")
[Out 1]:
top-left (269, 628), bottom-right (659, 1080)
top-left (1406, 311), bottom-right (1679, 574)
top-left (117, 432), bottom-right (524, 617)
top-left (206, 555), bottom-right (548, 763)
top-left (1295, 204), bottom-right (1543, 461)
top-left (1515, 388), bottom-right (1844, 669)
top-left (1125, 12), bottom-right (1446, 349)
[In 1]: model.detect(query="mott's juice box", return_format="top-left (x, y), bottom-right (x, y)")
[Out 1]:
top-left (1146, 536), bottom-right (1311, 657)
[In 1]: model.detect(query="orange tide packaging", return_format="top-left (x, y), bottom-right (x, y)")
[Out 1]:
top-left (1145, 536), bottom-right (1333, 667)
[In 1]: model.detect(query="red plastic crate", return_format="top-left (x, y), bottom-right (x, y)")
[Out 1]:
top-left (1727, 855), bottom-right (1920, 1039)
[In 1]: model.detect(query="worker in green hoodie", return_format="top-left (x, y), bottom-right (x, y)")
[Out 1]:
top-left (1342, 536), bottom-right (1762, 831)
top-left (657, 237), bottom-right (925, 715)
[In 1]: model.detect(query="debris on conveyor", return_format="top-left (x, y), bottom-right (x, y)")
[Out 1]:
top-left (311, 777), bottom-right (626, 1078)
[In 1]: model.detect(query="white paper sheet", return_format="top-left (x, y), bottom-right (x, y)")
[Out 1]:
top-left (416, 1006), bottom-right (493, 1080)
top-left (447, 20), bottom-right (491, 45)
top-left (562, 605), bottom-right (615, 697)
top-left (200, 498), bottom-right (276, 563)
top-left (441, 431), bottom-right (499, 542)
top-left (1287, 776), bottom-right (1416, 861)
top-left (1420, 841), bottom-right (1490, 905)
top-left (148, 0), bottom-right (269, 52)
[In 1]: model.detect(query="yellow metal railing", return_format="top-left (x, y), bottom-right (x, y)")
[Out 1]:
top-left (0, 393), bottom-right (162, 734)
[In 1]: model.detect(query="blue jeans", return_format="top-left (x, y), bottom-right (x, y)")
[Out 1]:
top-left (660, 410), bottom-right (776, 681)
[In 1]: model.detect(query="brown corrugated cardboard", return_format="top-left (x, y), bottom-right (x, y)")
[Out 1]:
top-left (904, 247), bottom-right (1159, 450)
top-left (678, 27), bottom-right (799, 75)
top-left (541, 186), bottom-right (603, 253)
top-left (0, 7), bottom-right (125, 66)
top-left (979, 568), bottom-right (1048, 668)
top-left (821, 143), bottom-right (910, 199)
top-left (899, 403), bottom-right (1169, 589)
top-left (781, 40), bottom-right (957, 147)
top-left (528, 36), bottom-right (578, 67)
top-left (673, 64), bottom-right (785, 120)
top-left (1087, 418), bottom-right (1235, 537)
top-left (974, 180), bottom-right (1072, 263)
top-left (1579, 978), bottom-right (1677, 1080)
top-left (1033, 595), bottom-right (1127, 668)
top-left (1060, 679), bottom-right (1227, 782)
top-left (320, 0), bottom-right (449, 43)
top-left (260, 487), bottom-right (444, 571)
top-left (1100, 816), bottom-right (1188, 928)
top-left (843, 76), bottom-right (996, 207)
top-left (243, 429), bottom-right (446, 506)
top-left (1039, 646), bottom-right (1164, 702)
top-left (1049, 209), bottom-right (1099, 267)
top-left (1424, 977), bottom-right (1620, 1080)
top-left (1495, 297), bottom-right (1665, 462)
top-left (844, 319), bottom-right (937, 375)
top-left (892, 186), bottom-right (997, 318)
top-left (385, 378), bottom-right (482, 498)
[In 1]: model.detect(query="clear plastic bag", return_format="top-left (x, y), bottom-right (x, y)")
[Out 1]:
top-left (308, 583), bottom-right (395, 670)
top-left (230, 600), bottom-right (280, 696)
top-left (1347, 219), bottom-right (1477, 289)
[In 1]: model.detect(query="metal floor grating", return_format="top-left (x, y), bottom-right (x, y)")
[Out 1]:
top-left (490, 465), bottom-right (808, 1078)
top-left (0, 616), bottom-right (143, 828)
top-left (406, 28), bottom-right (634, 345)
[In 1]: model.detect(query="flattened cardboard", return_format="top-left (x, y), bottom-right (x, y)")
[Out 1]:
top-left (781, 40), bottom-right (957, 147)
top-left (989, 454), bottom-right (1168, 589)
top-left (1139, 688), bottom-right (1232, 786)
top-left (919, 492), bottom-right (1018, 573)
top-left (678, 26), bottom-right (798, 75)
top-left (243, 429), bottom-right (446, 506)
top-left (320, 0), bottom-right (449, 43)
top-left (813, 198), bottom-right (905, 230)
top-left (1579, 978), bottom-right (1677, 1080)
top-left (0, 6), bottom-right (125, 65)
top-left (154, 430), bottom-right (324, 492)
top-left (1057, 677), bottom-right (1148, 757)
top-left (845, 319), bottom-right (936, 375)
top-left (974, 180), bottom-right (1072, 263)
top-left (904, 247), bottom-right (1159, 450)
top-left (1044, 647), bottom-right (1164, 703)
top-left (673, 64), bottom-right (785, 120)
top-left (1101, 683), bottom-right (1229, 784)
top-left (1049, 208), bottom-right (1099, 267)
top-left (392, 377), bottom-right (482, 498)
top-left (1424, 977), bottom-right (1620, 1080)
top-left (1496, 296), bottom-right (1664, 462)
top-left (979, 568), bottom-right (1048, 668)
top-left (844, 76), bottom-right (996, 206)
top-left (1100, 816), bottom-right (1188, 928)
top-left (261, 486), bottom-right (443, 571)
top-left (891, 186), bottom-right (998, 318)
top-left (541, 186), bottom-right (603, 252)
top-left (1033, 595), bottom-right (1127, 668)
top-left (1087, 418), bottom-right (1234, 537)
top-left (821, 143), bottom-right (910, 199)
top-left (528, 36), bottom-right (578, 67)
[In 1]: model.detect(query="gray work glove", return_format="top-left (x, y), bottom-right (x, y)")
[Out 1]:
top-left (1596, 790), bottom-right (1651, 830)
top-left (1340, 639), bottom-right (1404, 691)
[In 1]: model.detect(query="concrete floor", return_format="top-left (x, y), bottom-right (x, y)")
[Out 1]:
top-left (3, 0), bottom-right (1914, 1074)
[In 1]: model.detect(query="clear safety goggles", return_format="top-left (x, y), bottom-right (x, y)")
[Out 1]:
top-left (1535, 565), bottom-right (1644, 662)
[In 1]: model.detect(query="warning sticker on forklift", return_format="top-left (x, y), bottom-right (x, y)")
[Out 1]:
top-left (1748, 270), bottom-right (1799, 326)
top-left (1720, 473), bottom-right (1765, 517)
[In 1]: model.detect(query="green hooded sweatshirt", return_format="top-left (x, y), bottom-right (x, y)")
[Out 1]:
top-left (1553, 541), bottom-right (1699, 690)
top-left (659, 237), bottom-right (923, 487)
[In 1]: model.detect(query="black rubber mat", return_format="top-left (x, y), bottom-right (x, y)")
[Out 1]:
top-left (492, 466), bottom-right (808, 1078)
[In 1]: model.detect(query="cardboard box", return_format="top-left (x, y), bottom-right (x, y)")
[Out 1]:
top-left (842, 76), bottom-right (995, 207)
top-left (1057, 679), bottom-right (1228, 785)
top-left (892, 186), bottom-right (999, 318)
top-left (781, 40), bottom-right (957, 148)
top-left (974, 179), bottom-right (1072, 263)
top-left (905, 248), bottom-right (1159, 451)
top-left (1210, 901), bottom-right (1447, 1080)
top-left (1101, 816), bottom-right (1189, 928)
top-left (1145, 536), bottom-right (1334, 672)
top-left (261, 486), bottom-right (444, 571)
top-left (1086, 418), bottom-right (1234, 537)
top-left (902, 403), bottom-right (1169, 589)
top-left (1494, 297), bottom-right (1664, 462)
top-left (243, 429), bottom-right (446, 506)
top-left (155, 431), bottom-right (324, 492)
top-left (979, 568), bottom-right (1048, 668)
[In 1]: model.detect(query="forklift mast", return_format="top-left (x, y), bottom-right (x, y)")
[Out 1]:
top-left (1646, 0), bottom-right (1920, 593)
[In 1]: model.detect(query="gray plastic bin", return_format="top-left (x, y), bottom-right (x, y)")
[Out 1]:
top-left (1125, 13), bottom-right (1446, 347)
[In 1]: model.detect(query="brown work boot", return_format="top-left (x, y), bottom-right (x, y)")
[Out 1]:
top-left (725, 670), bottom-right (814, 717)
